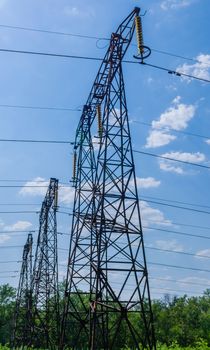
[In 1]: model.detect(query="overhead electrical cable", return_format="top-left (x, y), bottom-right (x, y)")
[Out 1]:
top-left (133, 149), bottom-right (210, 170)
top-left (0, 48), bottom-right (208, 83)
top-left (140, 199), bottom-right (210, 215)
top-left (141, 195), bottom-right (210, 210)
top-left (132, 121), bottom-right (210, 142)
top-left (143, 226), bottom-right (210, 240)
top-left (58, 256), bottom-right (210, 273)
top-left (0, 138), bottom-right (73, 144)
top-left (150, 277), bottom-right (210, 288)
top-left (148, 262), bottom-right (210, 273)
top-left (0, 23), bottom-right (206, 66)
top-left (146, 246), bottom-right (210, 259)
top-left (0, 103), bottom-right (81, 111)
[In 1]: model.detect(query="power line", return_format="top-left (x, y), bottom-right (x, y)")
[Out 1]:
top-left (133, 149), bottom-right (210, 170)
top-left (148, 261), bottom-right (210, 273)
top-left (150, 277), bottom-right (210, 288)
top-left (146, 246), bottom-right (210, 259)
top-left (0, 103), bottom-right (81, 112)
top-left (59, 196), bottom-right (210, 216)
top-left (0, 47), bottom-right (208, 83)
top-left (58, 259), bottom-right (210, 275)
top-left (150, 286), bottom-right (201, 295)
top-left (0, 260), bottom-right (19, 263)
top-left (0, 270), bottom-right (18, 273)
top-left (0, 185), bottom-right (70, 188)
top-left (132, 120), bottom-right (210, 142)
top-left (0, 138), bottom-right (73, 144)
top-left (0, 245), bottom-right (26, 249)
top-left (144, 226), bottom-right (210, 241)
top-left (141, 195), bottom-right (210, 211)
top-left (0, 23), bottom-right (107, 41)
top-left (140, 199), bottom-right (210, 215)
top-left (0, 275), bottom-right (18, 278)
top-left (0, 211), bottom-right (38, 214)
top-left (0, 23), bottom-right (205, 66)
top-left (141, 61), bottom-right (210, 83)
top-left (0, 230), bottom-right (36, 233)
top-left (143, 218), bottom-right (210, 231)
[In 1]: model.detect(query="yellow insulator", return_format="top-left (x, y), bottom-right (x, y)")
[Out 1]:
top-left (135, 16), bottom-right (144, 55)
top-left (96, 105), bottom-right (103, 138)
top-left (73, 151), bottom-right (77, 180)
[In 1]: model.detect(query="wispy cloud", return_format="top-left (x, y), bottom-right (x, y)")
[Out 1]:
top-left (160, 0), bottom-right (193, 11)
top-left (145, 97), bottom-right (196, 148)
top-left (195, 249), bottom-right (210, 259)
top-left (159, 151), bottom-right (206, 174)
top-left (19, 177), bottom-right (75, 205)
top-left (4, 221), bottom-right (32, 231)
top-left (154, 239), bottom-right (184, 252)
top-left (19, 177), bottom-right (48, 197)
top-left (64, 6), bottom-right (95, 18)
top-left (146, 130), bottom-right (176, 148)
top-left (135, 177), bottom-right (161, 189)
top-left (177, 54), bottom-right (210, 82)
top-left (59, 186), bottom-right (75, 205)
top-left (0, 234), bottom-right (10, 244)
top-left (140, 200), bottom-right (172, 227)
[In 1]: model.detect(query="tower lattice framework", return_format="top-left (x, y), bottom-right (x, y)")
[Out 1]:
top-left (12, 233), bottom-right (33, 349)
top-left (61, 7), bottom-right (156, 350)
top-left (31, 177), bottom-right (59, 349)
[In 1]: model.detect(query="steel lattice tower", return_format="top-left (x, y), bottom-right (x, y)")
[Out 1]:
top-left (31, 178), bottom-right (59, 349)
top-left (61, 8), bottom-right (156, 350)
top-left (12, 233), bottom-right (33, 349)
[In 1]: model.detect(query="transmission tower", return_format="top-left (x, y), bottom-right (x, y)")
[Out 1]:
top-left (31, 178), bottom-right (59, 349)
top-left (61, 7), bottom-right (156, 350)
top-left (12, 233), bottom-right (33, 349)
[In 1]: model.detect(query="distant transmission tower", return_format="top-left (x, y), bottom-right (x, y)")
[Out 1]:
top-left (31, 178), bottom-right (59, 349)
top-left (61, 7), bottom-right (156, 350)
top-left (12, 233), bottom-right (33, 349)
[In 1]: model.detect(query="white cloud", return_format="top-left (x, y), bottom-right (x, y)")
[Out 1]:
top-left (64, 6), bottom-right (95, 18)
top-left (0, 234), bottom-right (10, 244)
top-left (145, 130), bottom-right (176, 148)
top-left (140, 200), bottom-right (172, 227)
top-left (195, 249), bottom-right (210, 259)
top-left (161, 151), bottom-right (205, 163)
top-left (161, 0), bottom-right (192, 11)
top-left (19, 177), bottom-right (48, 197)
top-left (135, 177), bottom-right (161, 189)
top-left (4, 221), bottom-right (32, 231)
top-left (152, 103), bottom-right (196, 131)
top-left (159, 151), bottom-right (205, 174)
top-left (159, 161), bottom-right (184, 174)
top-left (19, 177), bottom-right (75, 205)
top-left (205, 139), bottom-right (210, 145)
top-left (178, 276), bottom-right (210, 285)
top-left (177, 54), bottom-right (210, 82)
top-left (59, 186), bottom-right (75, 205)
top-left (145, 98), bottom-right (196, 148)
top-left (155, 239), bottom-right (183, 252)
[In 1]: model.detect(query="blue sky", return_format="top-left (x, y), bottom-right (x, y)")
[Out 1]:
top-left (0, 0), bottom-right (210, 299)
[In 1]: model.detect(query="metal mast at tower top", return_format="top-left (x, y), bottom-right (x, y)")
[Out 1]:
top-left (12, 233), bottom-right (33, 349)
top-left (61, 7), bottom-right (156, 350)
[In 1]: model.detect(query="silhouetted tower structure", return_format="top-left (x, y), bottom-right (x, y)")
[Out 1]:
top-left (61, 8), bottom-right (156, 350)
top-left (12, 233), bottom-right (33, 348)
top-left (31, 178), bottom-right (59, 349)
